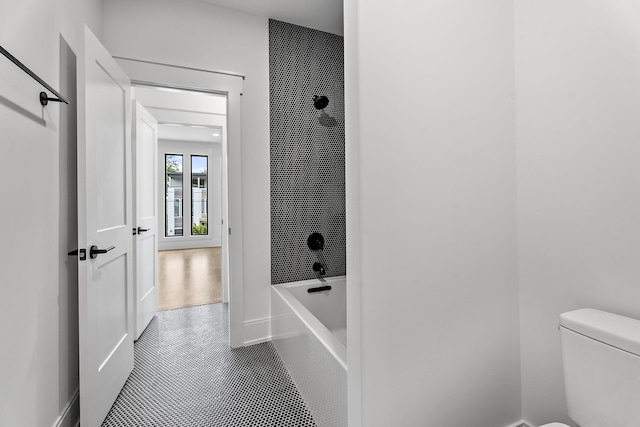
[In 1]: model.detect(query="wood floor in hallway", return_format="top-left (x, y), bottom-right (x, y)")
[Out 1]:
top-left (158, 247), bottom-right (222, 311)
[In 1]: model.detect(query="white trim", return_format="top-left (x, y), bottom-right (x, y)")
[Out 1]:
top-left (243, 317), bottom-right (272, 346)
top-left (116, 57), bottom-right (245, 348)
top-left (51, 389), bottom-right (79, 427)
top-left (158, 239), bottom-right (220, 251)
top-left (504, 420), bottom-right (534, 427)
top-left (113, 56), bottom-right (246, 80)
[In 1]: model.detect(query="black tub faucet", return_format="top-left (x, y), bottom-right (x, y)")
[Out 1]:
top-left (308, 232), bottom-right (327, 275)
top-left (312, 262), bottom-right (326, 276)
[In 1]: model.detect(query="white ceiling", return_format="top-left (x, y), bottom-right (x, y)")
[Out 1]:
top-left (133, 86), bottom-right (225, 143)
top-left (134, 86), bottom-right (227, 116)
top-left (159, 124), bottom-right (222, 143)
top-left (195, 0), bottom-right (344, 35)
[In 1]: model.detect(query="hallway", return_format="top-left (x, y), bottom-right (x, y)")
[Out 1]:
top-left (101, 303), bottom-right (316, 426)
top-left (158, 248), bottom-right (222, 311)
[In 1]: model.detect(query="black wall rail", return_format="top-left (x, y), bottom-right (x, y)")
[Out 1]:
top-left (0, 45), bottom-right (69, 106)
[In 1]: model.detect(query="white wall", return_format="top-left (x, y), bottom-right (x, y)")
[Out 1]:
top-left (346, 0), bottom-right (522, 426)
top-left (0, 1), bottom-right (103, 426)
top-left (158, 139), bottom-right (222, 249)
top-left (515, 1), bottom-right (640, 425)
top-left (102, 0), bottom-right (271, 327)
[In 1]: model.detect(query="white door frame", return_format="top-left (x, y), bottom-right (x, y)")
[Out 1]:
top-left (115, 57), bottom-right (245, 348)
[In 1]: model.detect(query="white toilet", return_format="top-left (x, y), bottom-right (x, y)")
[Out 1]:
top-left (540, 308), bottom-right (640, 427)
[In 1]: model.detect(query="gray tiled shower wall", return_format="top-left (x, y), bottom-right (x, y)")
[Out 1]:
top-left (269, 20), bottom-right (345, 285)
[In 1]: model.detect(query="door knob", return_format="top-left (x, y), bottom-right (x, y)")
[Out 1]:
top-left (89, 245), bottom-right (115, 259)
top-left (137, 227), bottom-right (150, 234)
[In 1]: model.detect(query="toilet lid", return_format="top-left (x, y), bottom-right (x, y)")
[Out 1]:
top-left (540, 423), bottom-right (570, 427)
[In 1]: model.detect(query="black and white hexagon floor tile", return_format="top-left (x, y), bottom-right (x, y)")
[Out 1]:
top-left (102, 303), bottom-right (316, 427)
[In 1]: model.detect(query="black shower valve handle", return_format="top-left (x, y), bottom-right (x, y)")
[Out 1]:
top-left (313, 95), bottom-right (329, 110)
top-left (312, 262), bottom-right (326, 276)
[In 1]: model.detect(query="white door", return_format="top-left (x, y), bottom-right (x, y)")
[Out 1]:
top-left (221, 126), bottom-right (230, 303)
top-left (77, 26), bottom-right (133, 427)
top-left (132, 101), bottom-right (158, 339)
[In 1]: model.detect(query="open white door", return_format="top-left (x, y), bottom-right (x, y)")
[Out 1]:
top-left (221, 125), bottom-right (230, 303)
top-left (132, 101), bottom-right (158, 340)
top-left (77, 26), bottom-right (133, 427)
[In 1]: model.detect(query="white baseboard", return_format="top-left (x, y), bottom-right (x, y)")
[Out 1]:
top-left (505, 420), bottom-right (534, 427)
top-left (158, 238), bottom-right (219, 251)
top-left (243, 317), bottom-right (271, 346)
top-left (52, 389), bottom-right (79, 427)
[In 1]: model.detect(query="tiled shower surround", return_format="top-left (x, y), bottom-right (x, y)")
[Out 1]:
top-left (269, 19), bottom-right (345, 285)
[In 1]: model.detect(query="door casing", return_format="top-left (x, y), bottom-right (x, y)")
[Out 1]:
top-left (115, 57), bottom-right (245, 348)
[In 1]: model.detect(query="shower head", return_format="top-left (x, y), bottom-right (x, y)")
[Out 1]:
top-left (307, 232), bottom-right (325, 251)
top-left (313, 95), bottom-right (329, 110)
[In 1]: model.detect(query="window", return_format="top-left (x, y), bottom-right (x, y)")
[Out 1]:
top-left (191, 155), bottom-right (208, 235)
top-left (165, 154), bottom-right (183, 237)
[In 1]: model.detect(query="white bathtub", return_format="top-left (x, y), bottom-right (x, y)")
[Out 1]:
top-left (271, 276), bottom-right (347, 427)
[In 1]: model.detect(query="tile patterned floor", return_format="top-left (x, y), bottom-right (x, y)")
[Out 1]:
top-left (102, 303), bottom-right (316, 426)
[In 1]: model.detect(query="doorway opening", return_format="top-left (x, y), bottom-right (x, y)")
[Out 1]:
top-left (133, 84), bottom-right (230, 313)
top-left (116, 55), bottom-right (245, 349)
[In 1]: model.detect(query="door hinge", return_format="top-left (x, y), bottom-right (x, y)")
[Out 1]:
top-left (229, 227), bottom-right (231, 235)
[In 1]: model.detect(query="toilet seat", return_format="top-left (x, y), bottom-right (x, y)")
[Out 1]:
top-left (539, 423), bottom-right (570, 427)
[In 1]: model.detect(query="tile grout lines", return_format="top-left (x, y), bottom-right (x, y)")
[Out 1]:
top-left (102, 303), bottom-right (316, 427)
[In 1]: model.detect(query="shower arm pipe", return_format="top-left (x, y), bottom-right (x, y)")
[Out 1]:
top-left (0, 45), bottom-right (69, 106)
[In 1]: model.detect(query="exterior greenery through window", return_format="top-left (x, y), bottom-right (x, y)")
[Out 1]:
top-left (191, 155), bottom-right (208, 235)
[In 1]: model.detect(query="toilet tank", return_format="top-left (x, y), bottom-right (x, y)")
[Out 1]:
top-left (560, 309), bottom-right (640, 426)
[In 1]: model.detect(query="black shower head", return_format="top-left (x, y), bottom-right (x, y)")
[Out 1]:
top-left (307, 232), bottom-right (325, 251)
top-left (313, 95), bottom-right (329, 110)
